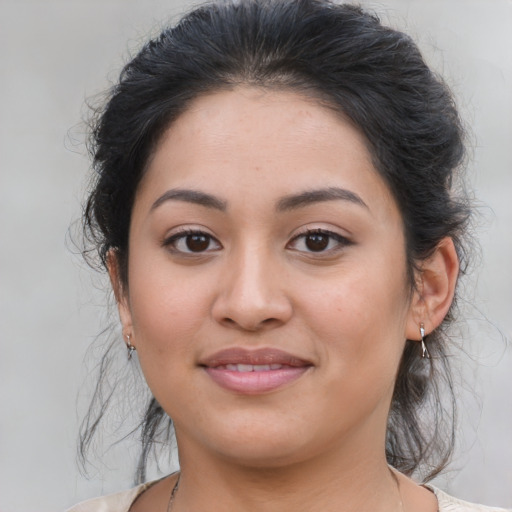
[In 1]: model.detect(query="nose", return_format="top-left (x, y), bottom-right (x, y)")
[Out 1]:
top-left (211, 245), bottom-right (293, 332)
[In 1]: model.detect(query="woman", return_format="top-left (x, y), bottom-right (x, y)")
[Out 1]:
top-left (69, 1), bottom-right (509, 511)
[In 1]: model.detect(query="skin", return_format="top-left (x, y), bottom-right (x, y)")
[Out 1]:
top-left (110, 87), bottom-right (459, 511)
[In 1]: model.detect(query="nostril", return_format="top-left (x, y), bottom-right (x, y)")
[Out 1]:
top-left (220, 316), bottom-right (282, 332)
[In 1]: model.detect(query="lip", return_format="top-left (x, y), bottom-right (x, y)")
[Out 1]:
top-left (200, 347), bottom-right (313, 395)
top-left (200, 347), bottom-right (311, 367)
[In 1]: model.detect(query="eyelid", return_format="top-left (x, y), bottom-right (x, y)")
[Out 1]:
top-left (287, 227), bottom-right (353, 253)
top-left (162, 226), bottom-right (222, 254)
top-left (162, 224), bottom-right (216, 241)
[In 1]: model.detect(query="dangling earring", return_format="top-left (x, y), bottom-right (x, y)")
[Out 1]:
top-left (419, 323), bottom-right (430, 359)
top-left (125, 334), bottom-right (136, 360)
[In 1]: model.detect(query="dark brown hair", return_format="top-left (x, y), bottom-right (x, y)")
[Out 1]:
top-left (81, 0), bottom-right (470, 483)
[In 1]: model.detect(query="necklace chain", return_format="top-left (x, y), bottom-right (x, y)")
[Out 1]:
top-left (166, 474), bottom-right (180, 512)
top-left (166, 470), bottom-right (405, 512)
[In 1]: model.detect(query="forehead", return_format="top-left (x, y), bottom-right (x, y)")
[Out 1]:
top-left (136, 87), bottom-right (398, 219)
top-left (152, 86), bottom-right (371, 166)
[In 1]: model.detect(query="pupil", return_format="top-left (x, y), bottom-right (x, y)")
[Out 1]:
top-left (306, 233), bottom-right (329, 251)
top-left (186, 234), bottom-right (209, 252)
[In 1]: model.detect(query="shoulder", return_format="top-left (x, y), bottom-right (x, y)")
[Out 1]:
top-left (65, 482), bottom-right (153, 512)
top-left (426, 485), bottom-right (512, 512)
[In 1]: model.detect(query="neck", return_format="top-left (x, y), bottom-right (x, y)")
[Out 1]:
top-left (174, 442), bottom-right (401, 512)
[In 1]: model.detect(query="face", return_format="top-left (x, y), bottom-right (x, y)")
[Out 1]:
top-left (116, 87), bottom-right (419, 468)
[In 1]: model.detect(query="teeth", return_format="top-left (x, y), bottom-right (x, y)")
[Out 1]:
top-left (219, 363), bottom-right (284, 371)
top-left (237, 364), bottom-right (253, 372)
top-left (253, 364), bottom-right (271, 371)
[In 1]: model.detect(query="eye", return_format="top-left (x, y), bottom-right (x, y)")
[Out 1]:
top-left (288, 229), bottom-right (351, 254)
top-left (164, 229), bottom-right (221, 254)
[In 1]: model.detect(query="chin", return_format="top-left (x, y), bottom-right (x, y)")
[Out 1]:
top-left (195, 413), bottom-right (332, 469)
top-left (216, 441), bottom-right (313, 469)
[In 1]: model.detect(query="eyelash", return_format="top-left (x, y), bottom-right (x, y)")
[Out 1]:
top-left (287, 228), bottom-right (352, 254)
top-left (163, 228), bottom-right (351, 256)
top-left (163, 229), bottom-right (222, 254)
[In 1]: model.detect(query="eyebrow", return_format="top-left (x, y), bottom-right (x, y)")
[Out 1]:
top-left (151, 188), bottom-right (227, 212)
top-left (276, 187), bottom-right (368, 212)
top-left (150, 186), bottom-right (367, 214)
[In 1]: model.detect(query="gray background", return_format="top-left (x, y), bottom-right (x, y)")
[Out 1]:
top-left (0, 1), bottom-right (511, 510)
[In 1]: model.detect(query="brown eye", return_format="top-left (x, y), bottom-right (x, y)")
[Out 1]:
top-left (164, 230), bottom-right (221, 254)
top-left (305, 233), bottom-right (329, 252)
top-left (287, 229), bottom-right (352, 255)
top-left (186, 234), bottom-right (211, 252)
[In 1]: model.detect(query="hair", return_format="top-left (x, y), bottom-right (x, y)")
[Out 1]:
top-left (80, 0), bottom-right (471, 483)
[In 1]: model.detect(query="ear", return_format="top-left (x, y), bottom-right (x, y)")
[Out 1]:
top-left (406, 237), bottom-right (459, 339)
top-left (106, 250), bottom-right (133, 335)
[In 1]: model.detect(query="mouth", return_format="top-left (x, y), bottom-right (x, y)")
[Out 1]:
top-left (214, 363), bottom-right (288, 371)
top-left (199, 347), bottom-right (313, 394)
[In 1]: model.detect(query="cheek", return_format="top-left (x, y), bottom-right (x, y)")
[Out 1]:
top-left (126, 255), bottom-right (213, 359)
top-left (126, 273), bottom-right (212, 408)
top-left (301, 267), bottom-right (410, 422)
top-left (299, 260), bottom-right (410, 366)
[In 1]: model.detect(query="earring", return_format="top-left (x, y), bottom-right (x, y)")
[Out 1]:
top-left (125, 334), bottom-right (136, 360)
top-left (419, 323), bottom-right (430, 359)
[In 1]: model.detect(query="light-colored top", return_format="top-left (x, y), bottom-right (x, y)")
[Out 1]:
top-left (66, 481), bottom-right (511, 512)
